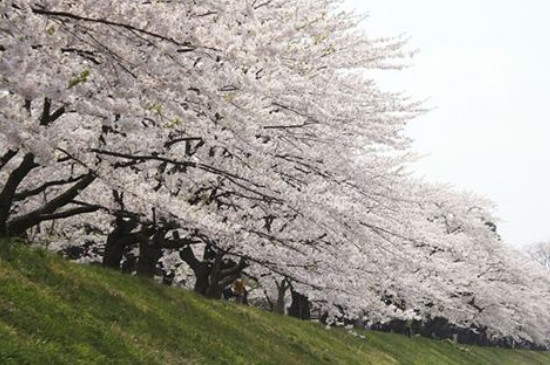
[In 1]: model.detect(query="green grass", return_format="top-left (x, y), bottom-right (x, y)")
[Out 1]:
top-left (0, 241), bottom-right (549, 364)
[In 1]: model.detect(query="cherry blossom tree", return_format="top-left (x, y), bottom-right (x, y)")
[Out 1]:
top-left (1, 0), bottom-right (550, 349)
top-left (0, 0), bottom-right (418, 285)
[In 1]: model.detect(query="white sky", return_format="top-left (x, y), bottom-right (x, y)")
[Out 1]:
top-left (344, 0), bottom-right (550, 247)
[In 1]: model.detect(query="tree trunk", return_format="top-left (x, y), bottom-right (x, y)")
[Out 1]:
top-left (0, 153), bottom-right (36, 238)
top-left (288, 290), bottom-right (311, 320)
top-left (179, 241), bottom-right (247, 300)
top-left (274, 278), bottom-right (289, 315)
top-left (204, 277), bottom-right (224, 299)
top-left (103, 234), bottom-right (128, 269)
top-left (136, 234), bottom-right (162, 277)
top-left (102, 217), bottom-right (139, 270)
top-left (193, 264), bottom-right (211, 295)
top-left (204, 251), bottom-right (226, 299)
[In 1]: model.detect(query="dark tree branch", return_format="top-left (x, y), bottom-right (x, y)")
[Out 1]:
top-left (7, 173), bottom-right (96, 235)
top-left (32, 6), bottom-right (198, 49)
top-left (24, 99), bottom-right (32, 114)
top-left (39, 98), bottom-right (51, 126)
top-left (61, 47), bottom-right (101, 64)
top-left (56, 147), bottom-right (96, 171)
top-left (178, 239), bottom-right (201, 272)
top-left (263, 121), bottom-right (316, 130)
top-left (91, 148), bottom-right (196, 168)
top-left (37, 173), bottom-right (96, 214)
top-left (91, 148), bottom-right (282, 203)
top-left (14, 174), bottom-right (88, 201)
top-left (37, 205), bottom-right (101, 221)
top-left (0, 149), bottom-right (18, 170)
top-left (50, 105), bottom-right (66, 124)
top-left (0, 153), bottom-right (37, 236)
top-left (253, 0), bottom-right (274, 10)
top-left (40, 98), bottom-right (66, 126)
top-left (163, 136), bottom-right (202, 150)
top-left (70, 199), bottom-right (112, 214)
top-left (161, 236), bottom-right (200, 250)
top-left (220, 257), bottom-right (248, 277)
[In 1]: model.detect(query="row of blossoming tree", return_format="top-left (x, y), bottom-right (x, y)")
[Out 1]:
top-left (1, 0), bottom-right (549, 349)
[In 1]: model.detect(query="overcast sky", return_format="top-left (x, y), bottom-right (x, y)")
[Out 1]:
top-left (344, 0), bottom-right (550, 247)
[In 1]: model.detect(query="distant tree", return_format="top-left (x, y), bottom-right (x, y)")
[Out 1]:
top-left (525, 241), bottom-right (550, 269)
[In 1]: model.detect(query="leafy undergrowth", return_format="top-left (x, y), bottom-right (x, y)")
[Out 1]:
top-left (1, 242), bottom-right (549, 364)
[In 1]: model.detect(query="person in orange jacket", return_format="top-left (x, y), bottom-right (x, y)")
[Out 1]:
top-left (222, 278), bottom-right (249, 304)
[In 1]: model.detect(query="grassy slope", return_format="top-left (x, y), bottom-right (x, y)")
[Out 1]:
top-left (0, 242), bottom-right (549, 364)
